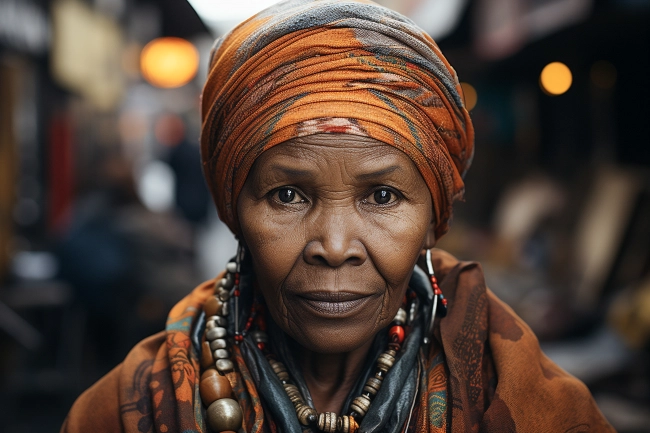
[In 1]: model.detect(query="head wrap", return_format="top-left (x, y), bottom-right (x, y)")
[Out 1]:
top-left (201, 0), bottom-right (474, 239)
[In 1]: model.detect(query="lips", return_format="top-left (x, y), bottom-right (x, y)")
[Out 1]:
top-left (294, 291), bottom-right (374, 317)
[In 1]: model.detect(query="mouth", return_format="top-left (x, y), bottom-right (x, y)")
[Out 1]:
top-left (294, 291), bottom-right (374, 317)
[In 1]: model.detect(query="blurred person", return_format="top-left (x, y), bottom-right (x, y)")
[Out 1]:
top-left (61, 1), bottom-right (613, 432)
top-left (156, 113), bottom-right (211, 226)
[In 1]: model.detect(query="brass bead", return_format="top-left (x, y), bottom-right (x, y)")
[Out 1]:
top-left (209, 338), bottom-right (227, 350)
top-left (318, 412), bottom-right (338, 433)
top-left (204, 296), bottom-right (224, 317)
top-left (213, 348), bottom-right (229, 359)
top-left (206, 327), bottom-right (227, 341)
top-left (296, 404), bottom-right (317, 425)
top-left (393, 308), bottom-right (407, 325)
top-left (206, 398), bottom-right (242, 432)
top-left (216, 359), bottom-right (234, 373)
top-left (350, 395), bottom-right (371, 418)
top-left (363, 377), bottom-right (383, 396)
top-left (376, 351), bottom-right (396, 372)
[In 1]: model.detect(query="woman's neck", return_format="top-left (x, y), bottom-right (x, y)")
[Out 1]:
top-left (296, 339), bottom-right (375, 414)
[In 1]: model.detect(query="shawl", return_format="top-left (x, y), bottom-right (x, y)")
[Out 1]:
top-left (200, 0), bottom-right (474, 240)
top-left (61, 249), bottom-right (614, 433)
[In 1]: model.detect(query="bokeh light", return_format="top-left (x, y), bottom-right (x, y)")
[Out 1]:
top-left (540, 62), bottom-right (572, 96)
top-left (460, 82), bottom-right (478, 111)
top-left (590, 60), bottom-right (617, 90)
top-left (140, 37), bottom-right (199, 88)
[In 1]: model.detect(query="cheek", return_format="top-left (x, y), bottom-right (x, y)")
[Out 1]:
top-left (238, 201), bottom-right (304, 308)
top-left (365, 204), bottom-right (431, 289)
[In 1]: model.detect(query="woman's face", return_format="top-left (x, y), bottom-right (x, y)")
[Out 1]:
top-left (238, 133), bottom-right (435, 354)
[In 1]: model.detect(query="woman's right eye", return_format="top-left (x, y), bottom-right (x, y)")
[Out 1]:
top-left (273, 187), bottom-right (305, 204)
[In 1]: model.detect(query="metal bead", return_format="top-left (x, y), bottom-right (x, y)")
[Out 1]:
top-left (206, 327), bottom-right (227, 341)
top-left (206, 315), bottom-right (227, 329)
top-left (337, 415), bottom-right (354, 433)
top-left (220, 273), bottom-right (234, 289)
top-left (213, 349), bottom-right (229, 359)
top-left (363, 377), bottom-right (383, 396)
top-left (217, 288), bottom-right (231, 302)
top-left (226, 261), bottom-right (237, 273)
top-left (250, 330), bottom-right (268, 344)
top-left (222, 300), bottom-right (230, 316)
top-left (216, 358), bottom-right (234, 373)
top-left (318, 412), bottom-right (338, 433)
top-left (210, 338), bottom-right (227, 350)
top-left (376, 351), bottom-right (396, 373)
top-left (206, 398), bottom-right (243, 432)
top-left (296, 404), bottom-right (317, 426)
top-left (350, 395), bottom-right (371, 418)
top-left (393, 308), bottom-right (407, 325)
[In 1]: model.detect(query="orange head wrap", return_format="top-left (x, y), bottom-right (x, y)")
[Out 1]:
top-left (201, 0), bottom-right (474, 239)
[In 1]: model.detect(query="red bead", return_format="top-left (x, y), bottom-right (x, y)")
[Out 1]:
top-left (257, 342), bottom-right (265, 351)
top-left (388, 325), bottom-right (405, 344)
top-left (234, 334), bottom-right (243, 342)
top-left (430, 276), bottom-right (438, 284)
top-left (442, 298), bottom-right (448, 306)
top-left (234, 289), bottom-right (240, 297)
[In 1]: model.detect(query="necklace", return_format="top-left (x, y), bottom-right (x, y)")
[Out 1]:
top-left (199, 257), bottom-right (413, 433)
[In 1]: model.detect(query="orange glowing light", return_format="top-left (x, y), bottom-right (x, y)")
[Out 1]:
top-left (140, 37), bottom-right (199, 88)
top-left (460, 82), bottom-right (478, 111)
top-left (540, 62), bottom-right (572, 96)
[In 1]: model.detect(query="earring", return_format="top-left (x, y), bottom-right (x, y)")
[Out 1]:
top-left (424, 249), bottom-right (447, 343)
top-left (229, 242), bottom-right (244, 343)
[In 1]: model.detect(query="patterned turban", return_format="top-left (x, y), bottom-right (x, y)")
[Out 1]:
top-left (201, 0), bottom-right (474, 239)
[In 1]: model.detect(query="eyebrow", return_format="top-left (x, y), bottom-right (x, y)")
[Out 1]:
top-left (268, 164), bottom-right (402, 181)
top-left (356, 165), bottom-right (401, 180)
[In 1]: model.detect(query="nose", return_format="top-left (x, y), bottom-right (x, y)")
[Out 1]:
top-left (303, 210), bottom-right (367, 267)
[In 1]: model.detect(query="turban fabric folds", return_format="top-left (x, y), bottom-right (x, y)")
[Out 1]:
top-left (201, 0), bottom-right (474, 239)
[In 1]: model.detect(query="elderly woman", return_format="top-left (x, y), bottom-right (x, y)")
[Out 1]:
top-left (62, 1), bottom-right (614, 432)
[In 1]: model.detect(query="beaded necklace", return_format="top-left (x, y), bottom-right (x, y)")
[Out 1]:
top-left (198, 258), bottom-right (415, 433)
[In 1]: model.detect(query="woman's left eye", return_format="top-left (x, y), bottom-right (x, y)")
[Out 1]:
top-left (272, 187), bottom-right (305, 204)
top-left (368, 188), bottom-right (398, 205)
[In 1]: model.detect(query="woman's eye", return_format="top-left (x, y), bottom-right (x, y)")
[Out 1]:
top-left (370, 188), bottom-right (397, 205)
top-left (274, 187), bottom-right (304, 204)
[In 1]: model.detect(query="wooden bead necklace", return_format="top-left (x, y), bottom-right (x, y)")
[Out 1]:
top-left (198, 246), bottom-right (444, 433)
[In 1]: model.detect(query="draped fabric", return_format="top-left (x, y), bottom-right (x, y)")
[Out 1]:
top-left (61, 249), bottom-right (615, 433)
top-left (200, 0), bottom-right (474, 240)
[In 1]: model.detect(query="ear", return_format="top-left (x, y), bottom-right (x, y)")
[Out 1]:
top-left (423, 221), bottom-right (437, 249)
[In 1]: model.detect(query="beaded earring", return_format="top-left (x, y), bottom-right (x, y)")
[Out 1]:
top-left (424, 249), bottom-right (447, 345)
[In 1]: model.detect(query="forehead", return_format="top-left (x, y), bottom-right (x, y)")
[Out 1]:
top-left (253, 133), bottom-right (414, 170)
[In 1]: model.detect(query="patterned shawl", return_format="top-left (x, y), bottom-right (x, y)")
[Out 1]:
top-left (200, 0), bottom-right (474, 239)
top-left (61, 249), bottom-right (614, 433)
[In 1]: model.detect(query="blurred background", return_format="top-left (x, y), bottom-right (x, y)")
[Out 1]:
top-left (0, 0), bottom-right (648, 431)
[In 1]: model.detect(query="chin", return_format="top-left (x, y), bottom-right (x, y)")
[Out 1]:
top-left (287, 323), bottom-right (379, 354)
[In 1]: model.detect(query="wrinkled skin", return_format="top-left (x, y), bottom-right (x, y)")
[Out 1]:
top-left (237, 133), bottom-right (436, 412)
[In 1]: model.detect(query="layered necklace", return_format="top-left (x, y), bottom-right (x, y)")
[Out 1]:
top-left (198, 250), bottom-right (425, 433)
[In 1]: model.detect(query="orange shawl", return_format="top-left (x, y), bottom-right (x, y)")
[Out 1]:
top-left (61, 250), bottom-right (614, 433)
